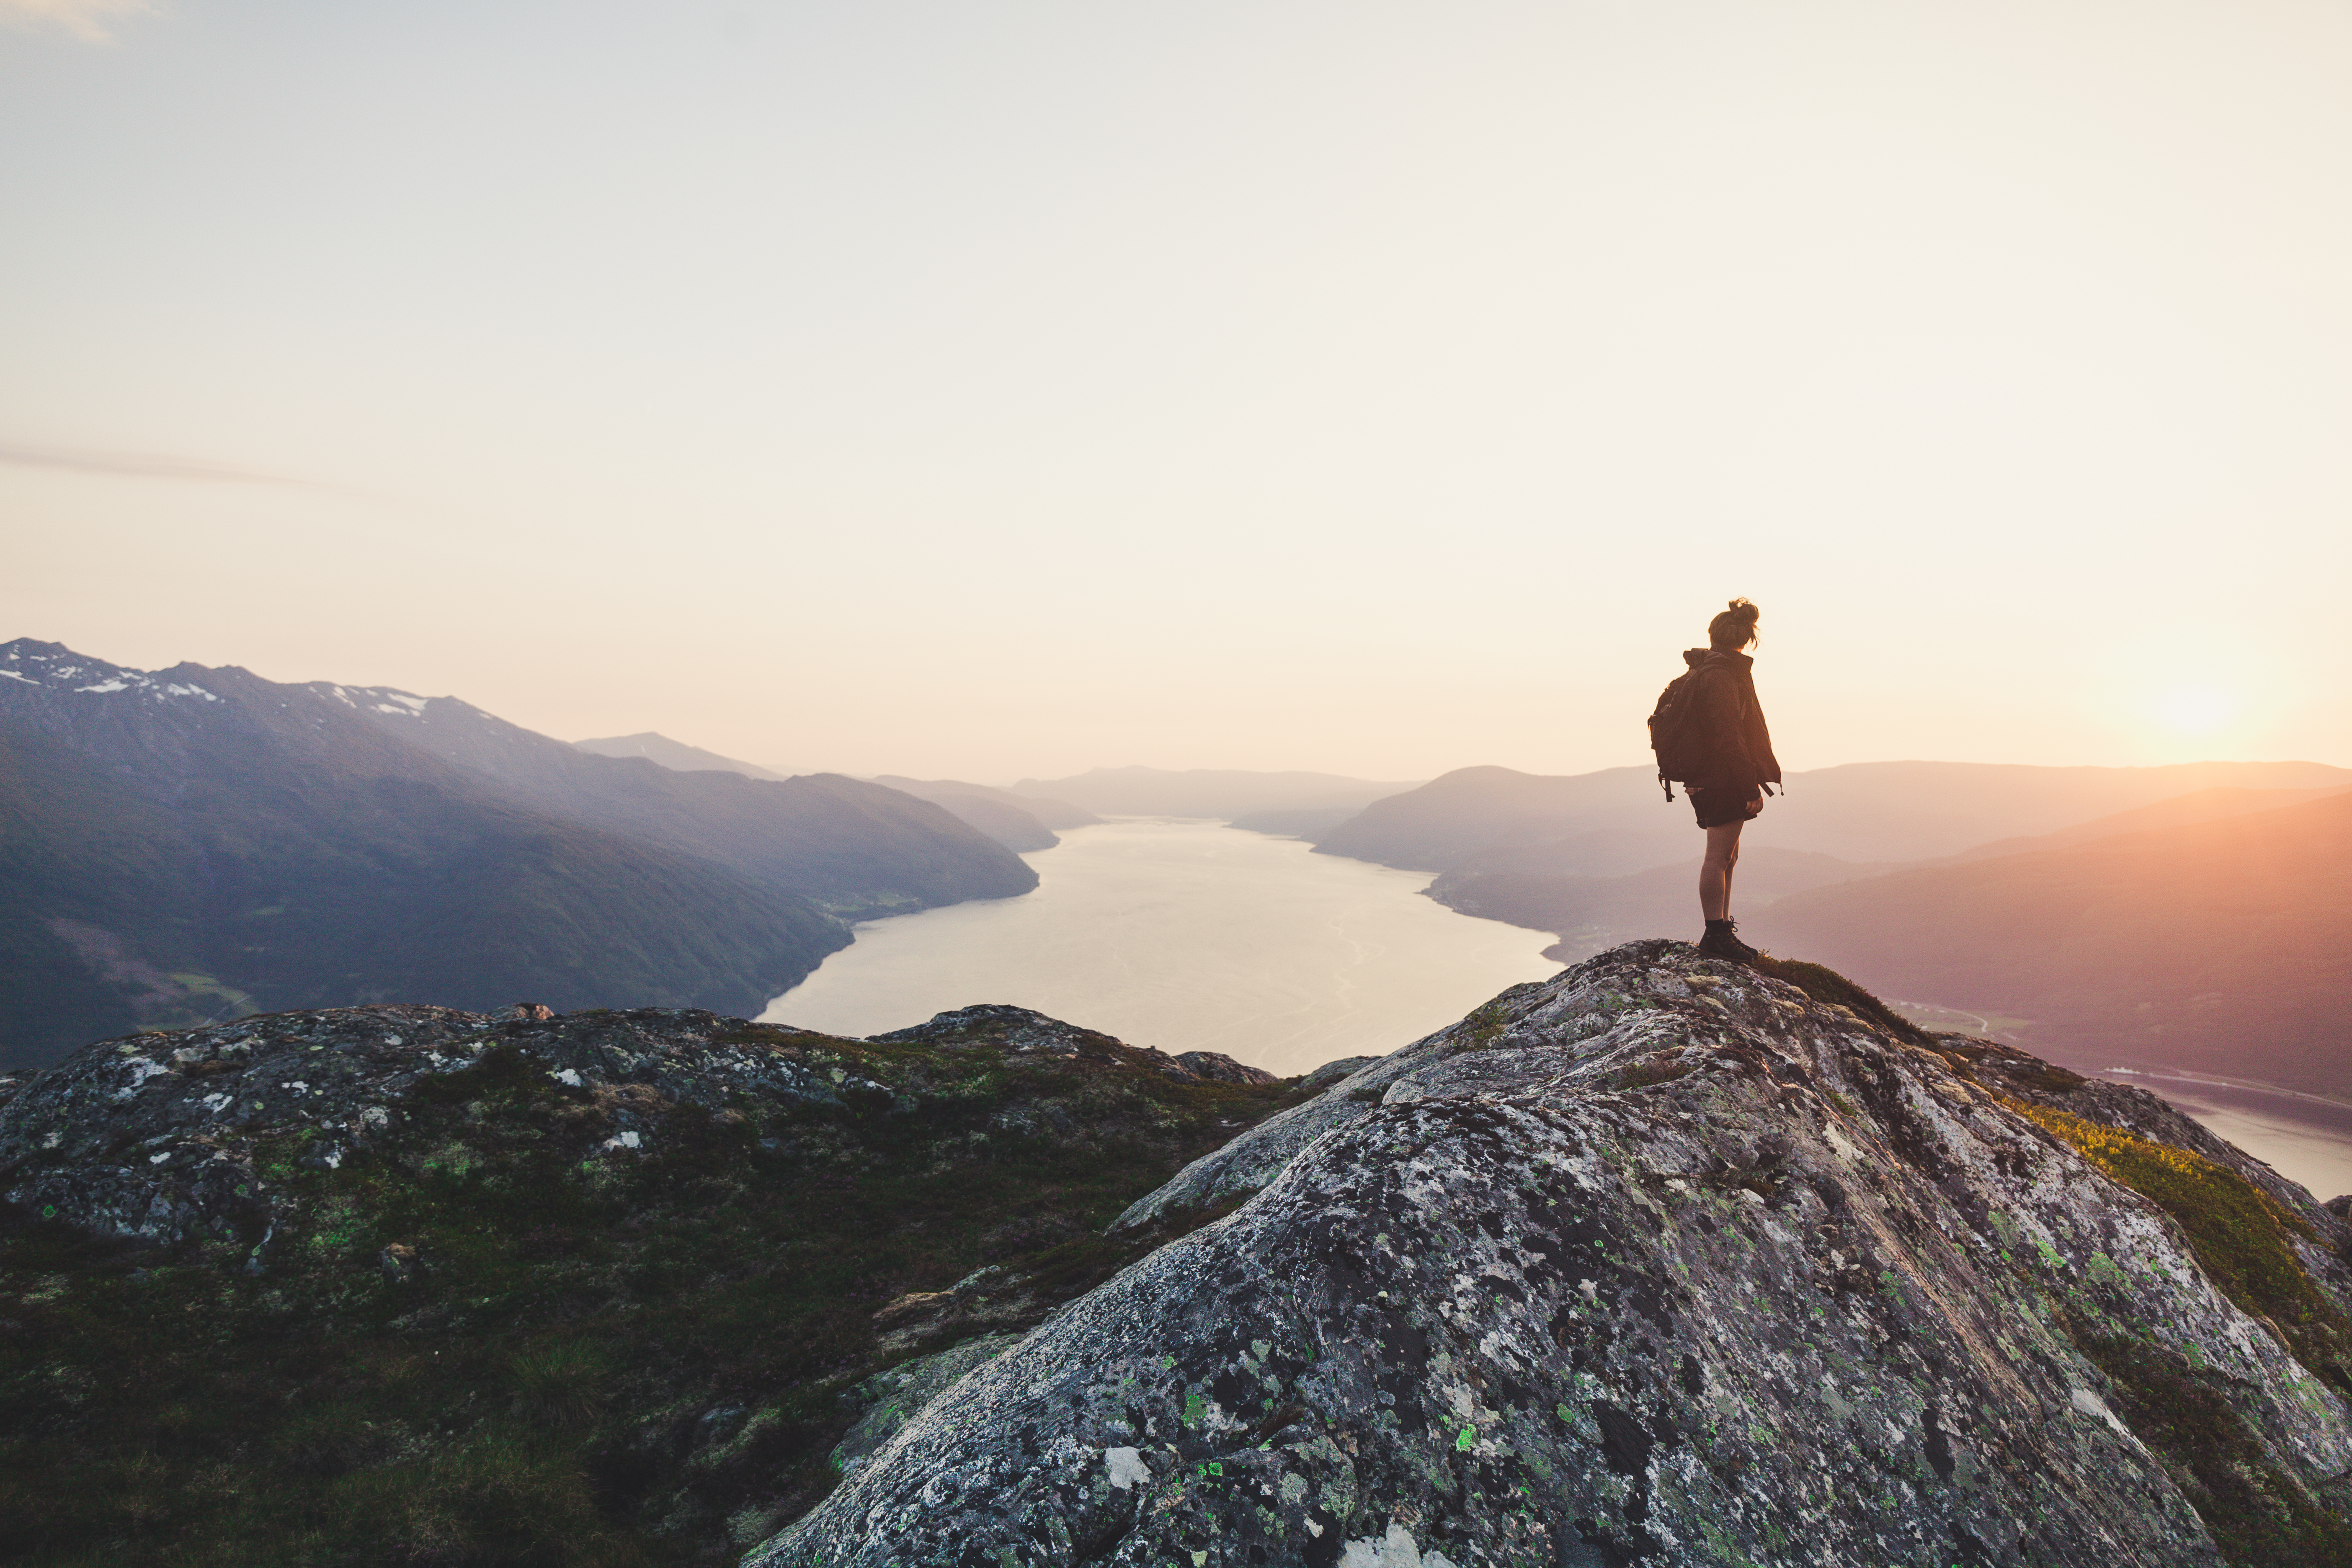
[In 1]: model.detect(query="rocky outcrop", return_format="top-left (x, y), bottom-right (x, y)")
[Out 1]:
top-left (1172, 1052), bottom-right (1279, 1086)
top-left (0, 1002), bottom-right (871, 1247)
top-left (751, 940), bottom-right (2352, 1568)
top-left (874, 1005), bottom-right (1276, 1085)
top-left (832, 1333), bottom-right (1022, 1476)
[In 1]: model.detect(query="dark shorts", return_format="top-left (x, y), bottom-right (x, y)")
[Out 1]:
top-left (1689, 783), bottom-right (1762, 829)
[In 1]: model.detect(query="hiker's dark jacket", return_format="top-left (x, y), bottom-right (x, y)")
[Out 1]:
top-left (1680, 648), bottom-right (1782, 795)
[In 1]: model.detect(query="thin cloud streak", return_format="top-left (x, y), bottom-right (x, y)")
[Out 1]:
top-left (0, 0), bottom-right (158, 43)
top-left (0, 440), bottom-right (325, 489)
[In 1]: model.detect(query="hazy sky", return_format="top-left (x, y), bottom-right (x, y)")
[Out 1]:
top-left (6, 0), bottom-right (2350, 782)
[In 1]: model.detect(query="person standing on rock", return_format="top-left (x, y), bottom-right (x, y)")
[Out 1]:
top-left (1651, 597), bottom-right (1781, 962)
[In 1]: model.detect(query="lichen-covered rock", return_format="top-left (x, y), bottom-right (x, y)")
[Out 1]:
top-left (752, 941), bottom-right (2352, 1568)
top-left (1109, 990), bottom-right (1545, 1233)
top-left (1300, 1055), bottom-right (1383, 1091)
top-left (832, 1332), bottom-right (1021, 1475)
top-left (1174, 1051), bottom-right (1280, 1086)
top-left (0, 1003), bottom-right (867, 1244)
top-left (872, 1004), bottom-right (1271, 1084)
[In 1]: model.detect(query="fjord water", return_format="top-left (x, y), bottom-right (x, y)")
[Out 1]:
top-left (761, 817), bottom-right (2352, 1198)
top-left (761, 818), bottom-right (1559, 1076)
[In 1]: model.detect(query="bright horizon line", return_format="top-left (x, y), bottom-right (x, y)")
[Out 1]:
top-left (732, 757), bottom-right (2352, 788)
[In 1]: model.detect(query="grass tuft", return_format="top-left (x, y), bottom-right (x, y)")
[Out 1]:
top-left (507, 1340), bottom-right (614, 1431)
top-left (1748, 956), bottom-right (1935, 1047)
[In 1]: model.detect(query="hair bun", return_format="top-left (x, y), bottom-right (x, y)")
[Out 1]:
top-left (1707, 597), bottom-right (1761, 650)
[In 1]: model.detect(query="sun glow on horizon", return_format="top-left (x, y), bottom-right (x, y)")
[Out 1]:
top-left (2153, 683), bottom-right (2237, 736)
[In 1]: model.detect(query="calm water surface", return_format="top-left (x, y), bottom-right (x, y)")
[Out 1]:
top-left (761, 818), bottom-right (1560, 1077)
top-left (763, 819), bottom-right (2352, 1197)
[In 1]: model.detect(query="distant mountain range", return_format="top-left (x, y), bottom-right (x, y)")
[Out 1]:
top-left (573, 731), bottom-right (794, 781)
top-left (1313, 760), bottom-right (2352, 872)
top-left (1011, 766), bottom-right (1421, 822)
top-left (1742, 789), bottom-right (2352, 1097)
top-left (870, 778), bottom-right (1099, 852)
top-left (1323, 763), bottom-right (2352, 1098)
top-left (0, 641), bottom-right (1034, 1067)
top-left (315, 687), bottom-right (1026, 920)
top-left (562, 740), bottom-right (1108, 853)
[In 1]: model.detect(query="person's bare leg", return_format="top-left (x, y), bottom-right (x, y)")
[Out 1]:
top-left (1700, 820), bottom-right (1743, 923)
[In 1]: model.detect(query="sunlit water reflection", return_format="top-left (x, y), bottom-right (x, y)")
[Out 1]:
top-left (762, 818), bottom-right (1560, 1077)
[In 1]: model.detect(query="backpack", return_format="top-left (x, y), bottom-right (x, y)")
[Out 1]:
top-left (1646, 667), bottom-right (1709, 799)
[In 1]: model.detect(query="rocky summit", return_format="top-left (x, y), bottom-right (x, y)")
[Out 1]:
top-left (752, 941), bottom-right (2352, 1568)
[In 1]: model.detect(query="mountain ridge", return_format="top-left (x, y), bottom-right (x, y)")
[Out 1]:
top-left (1743, 787), bottom-right (2352, 1097)
top-left (869, 777), bottom-right (1101, 852)
top-left (1010, 766), bottom-right (1422, 821)
top-left (310, 681), bottom-right (1032, 921)
top-left (1314, 759), bottom-right (2352, 875)
top-left (0, 640), bottom-right (1034, 1066)
top-left (572, 731), bottom-right (794, 781)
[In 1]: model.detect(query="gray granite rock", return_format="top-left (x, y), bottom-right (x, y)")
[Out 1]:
top-left (832, 1333), bottom-right (1024, 1476)
top-left (749, 940), bottom-right (2352, 1568)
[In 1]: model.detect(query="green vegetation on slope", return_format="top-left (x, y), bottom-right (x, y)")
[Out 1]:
top-left (2014, 1100), bottom-right (2352, 1565)
top-left (0, 1021), bottom-right (1308, 1565)
top-left (2015, 1100), bottom-right (2352, 1395)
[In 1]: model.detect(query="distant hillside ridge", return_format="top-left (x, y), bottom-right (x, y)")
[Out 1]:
top-left (1935, 784), bottom-right (2350, 863)
top-left (1745, 788), bottom-right (2352, 1098)
top-left (1422, 784), bottom-right (2351, 967)
top-left (0, 640), bottom-right (850, 1067)
top-left (1428, 844), bottom-right (1894, 963)
top-left (869, 778), bottom-right (1101, 852)
top-left (1316, 758), bottom-right (2352, 874)
top-left (1011, 766), bottom-right (1421, 820)
top-left (308, 683), bottom-right (1034, 920)
top-left (572, 731), bottom-right (794, 780)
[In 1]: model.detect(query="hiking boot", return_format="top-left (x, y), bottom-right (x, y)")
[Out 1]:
top-left (1697, 919), bottom-right (1760, 963)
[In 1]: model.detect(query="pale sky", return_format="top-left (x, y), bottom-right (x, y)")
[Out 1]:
top-left (6, 0), bottom-right (2350, 782)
